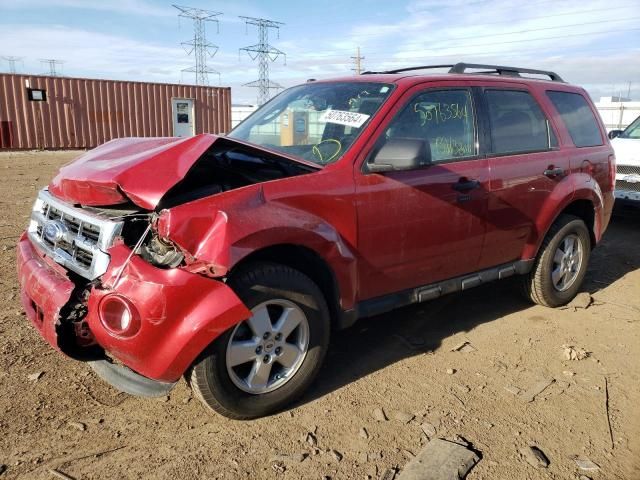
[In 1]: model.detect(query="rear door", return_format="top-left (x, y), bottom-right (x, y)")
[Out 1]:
top-left (354, 84), bottom-right (489, 300)
top-left (477, 84), bottom-right (568, 269)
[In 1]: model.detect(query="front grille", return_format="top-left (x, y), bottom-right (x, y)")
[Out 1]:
top-left (616, 180), bottom-right (640, 193)
top-left (617, 164), bottom-right (640, 175)
top-left (28, 189), bottom-right (124, 280)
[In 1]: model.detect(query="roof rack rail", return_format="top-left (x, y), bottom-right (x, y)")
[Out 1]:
top-left (448, 63), bottom-right (564, 82)
top-left (362, 62), bottom-right (563, 82)
top-left (362, 64), bottom-right (454, 75)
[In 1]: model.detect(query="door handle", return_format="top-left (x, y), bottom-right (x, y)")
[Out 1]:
top-left (544, 167), bottom-right (564, 178)
top-left (453, 179), bottom-right (481, 191)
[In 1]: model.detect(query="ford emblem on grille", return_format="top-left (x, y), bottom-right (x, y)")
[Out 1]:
top-left (43, 220), bottom-right (68, 243)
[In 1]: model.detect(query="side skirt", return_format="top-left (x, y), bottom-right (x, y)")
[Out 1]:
top-left (354, 259), bottom-right (534, 320)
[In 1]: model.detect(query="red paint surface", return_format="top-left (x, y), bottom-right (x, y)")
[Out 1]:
top-left (49, 135), bottom-right (218, 209)
top-left (16, 233), bottom-right (74, 351)
top-left (18, 72), bottom-right (615, 383)
top-left (86, 244), bottom-right (251, 382)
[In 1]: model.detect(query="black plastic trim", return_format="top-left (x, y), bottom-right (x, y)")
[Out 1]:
top-left (89, 360), bottom-right (177, 398)
top-left (355, 259), bottom-right (534, 319)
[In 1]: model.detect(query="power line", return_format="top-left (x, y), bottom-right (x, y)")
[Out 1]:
top-left (239, 16), bottom-right (286, 106)
top-left (291, 25), bottom-right (640, 61)
top-left (173, 4), bottom-right (222, 86)
top-left (290, 1), bottom-right (636, 32)
top-left (351, 47), bottom-right (364, 75)
top-left (1, 55), bottom-right (23, 74)
top-left (39, 59), bottom-right (64, 76)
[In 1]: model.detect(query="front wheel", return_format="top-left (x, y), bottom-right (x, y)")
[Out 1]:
top-left (520, 214), bottom-right (591, 307)
top-left (189, 262), bottom-right (330, 419)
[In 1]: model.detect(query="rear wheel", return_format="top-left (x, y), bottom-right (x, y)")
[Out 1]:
top-left (521, 214), bottom-right (591, 307)
top-left (189, 262), bottom-right (330, 419)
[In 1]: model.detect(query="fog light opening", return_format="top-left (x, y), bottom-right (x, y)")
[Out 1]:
top-left (99, 295), bottom-right (140, 337)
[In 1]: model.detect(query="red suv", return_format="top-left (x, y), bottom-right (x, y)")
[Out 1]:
top-left (17, 63), bottom-right (615, 419)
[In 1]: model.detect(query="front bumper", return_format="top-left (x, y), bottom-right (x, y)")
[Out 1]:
top-left (17, 233), bottom-right (251, 384)
top-left (16, 233), bottom-right (75, 351)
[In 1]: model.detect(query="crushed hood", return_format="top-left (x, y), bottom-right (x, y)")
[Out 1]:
top-left (49, 134), bottom-right (219, 210)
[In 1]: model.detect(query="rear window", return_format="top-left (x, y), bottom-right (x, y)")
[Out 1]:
top-left (485, 89), bottom-right (557, 155)
top-left (546, 91), bottom-right (603, 147)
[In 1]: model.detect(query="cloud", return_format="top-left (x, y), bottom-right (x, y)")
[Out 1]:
top-left (0, 0), bottom-right (173, 17)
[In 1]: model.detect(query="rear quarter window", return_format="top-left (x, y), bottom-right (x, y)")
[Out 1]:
top-left (546, 91), bottom-right (603, 147)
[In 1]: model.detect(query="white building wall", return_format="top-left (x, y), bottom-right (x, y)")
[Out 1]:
top-left (594, 98), bottom-right (640, 132)
top-left (231, 105), bottom-right (258, 129)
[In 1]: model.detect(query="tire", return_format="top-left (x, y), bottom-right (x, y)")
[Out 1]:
top-left (189, 262), bottom-right (331, 419)
top-left (520, 214), bottom-right (591, 307)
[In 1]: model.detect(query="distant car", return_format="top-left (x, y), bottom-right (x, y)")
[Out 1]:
top-left (17, 62), bottom-right (615, 419)
top-left (609, 115), bottom-right (640, 204)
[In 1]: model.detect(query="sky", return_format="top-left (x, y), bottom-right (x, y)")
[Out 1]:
top-left (0, 0), bottom-right (639, 105)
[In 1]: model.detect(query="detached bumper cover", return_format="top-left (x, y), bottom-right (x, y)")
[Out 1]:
top-left (86, 244), bottom-right (251, 382)
top-left (16, 233), bottom-right (75, 351)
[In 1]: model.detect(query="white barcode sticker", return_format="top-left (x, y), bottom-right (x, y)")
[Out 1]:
top-left (321, 109), bottom-right (370, 128)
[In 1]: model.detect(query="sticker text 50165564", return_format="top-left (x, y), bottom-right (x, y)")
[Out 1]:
top-left (321, 109), bottom-right (370, 128)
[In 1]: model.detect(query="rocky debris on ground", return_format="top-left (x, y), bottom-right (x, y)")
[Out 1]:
top-left (562, 345), bottom-right (590, 361)
top-left (0, 464), bottom-right (6, 476)
top-left (420, 422), bottom-right (437, 437)
top-left (563, 370), bottom-right (576, 377)
top-left (397, 438), bottom-right (480, 480)
top-left (27, 371), bottom-right (43, 382)
top-left (519, 446), bottom-right (550, 468)
top-left (521, 378), bottom-right (555, 403)
top-left (504, 385), bottom-right (522, 396)
top-left (305, 432), bottom-right (318, 447)
top-left (67, 421), bottom-right (86, 431)
top-left (329, 450), bottom-right (343, 462)
top-left (562, 292), bottom-right (593, 311)
top-left (373, 407), bottom-right (388, 421)
top-left (451, 341), bottom-right (476, 353)
top-left (446, 368), bottom-right (456, 375)
top-left (359, 427), bottom-right (369, 439)
top-left (572, 456), bottom-right (600, 471)
top-left (578, 476), bottom-right (592, 480)
top-left (271, 451), bottom-right (307, 464)
top-left (393, 411), bottom-right (415, 424)
top-left (380, 466), bottom-right (398, 480)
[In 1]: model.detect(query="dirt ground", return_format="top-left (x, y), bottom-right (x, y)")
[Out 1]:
top-left (0, 150), bottom-right (638, 480)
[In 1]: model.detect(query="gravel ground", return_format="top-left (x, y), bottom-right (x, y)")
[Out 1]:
top-left (0, 150), bottom-right (638, 480)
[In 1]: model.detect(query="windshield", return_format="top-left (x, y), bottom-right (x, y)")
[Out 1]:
top-left (620, 115), bottom-right (640, 139)
top-left (228, 82), bottom-right (394, 166)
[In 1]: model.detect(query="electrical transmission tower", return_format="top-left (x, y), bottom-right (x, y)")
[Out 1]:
top-left (351, 47), bottom-right (364, 75)
top-left (173, 4), bottom-right (222, 85)
top-left (40, 59), bottom-right (64, 76)
top-left (2, 56), bottom-right (23, 74)
top-left (239, 16), bottom-right (286, 106)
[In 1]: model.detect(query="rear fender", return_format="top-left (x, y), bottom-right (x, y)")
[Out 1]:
top-left (522, 173), bottom-right (602, 259)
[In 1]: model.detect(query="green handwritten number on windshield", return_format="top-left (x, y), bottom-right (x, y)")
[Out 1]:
top-left (415, 103), bottom-right (469, 125)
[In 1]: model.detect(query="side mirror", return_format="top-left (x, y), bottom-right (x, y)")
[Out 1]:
top-left (608, 129), bottom-right (623, 140)
top-left (367, 138), bottom-right (431, 173)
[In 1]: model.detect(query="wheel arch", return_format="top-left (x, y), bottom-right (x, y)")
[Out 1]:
top-left (228, 244), bottom-right (351, 331)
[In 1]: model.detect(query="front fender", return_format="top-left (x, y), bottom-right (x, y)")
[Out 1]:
top-left (157, 187), bottom-right (358, 310)
top-left (86, 244), bottom-right (251, 382)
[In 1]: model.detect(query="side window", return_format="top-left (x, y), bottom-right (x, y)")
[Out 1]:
top-left (485, 89), bottom-right (557, 155)
top-left (546, 91), bottom-right (603, 147)
top-left (383, 89), bottom-right (477, 162)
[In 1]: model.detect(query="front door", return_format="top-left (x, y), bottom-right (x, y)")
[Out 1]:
top-left (355, 86), bottom-right (489, 300)
top-left (172, 98), bottom-right (195, 137)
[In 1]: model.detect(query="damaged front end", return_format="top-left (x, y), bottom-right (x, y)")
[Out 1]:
top-left (18, 187), bottom-right (251, 392)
